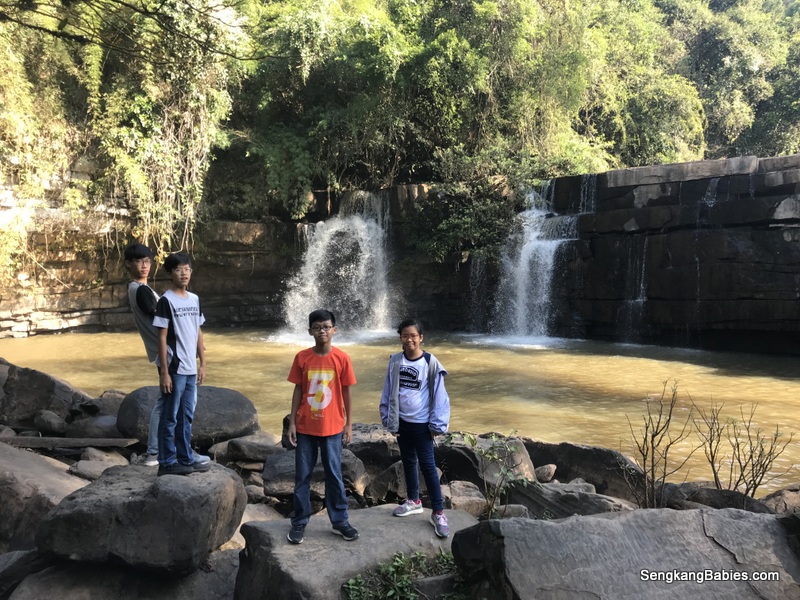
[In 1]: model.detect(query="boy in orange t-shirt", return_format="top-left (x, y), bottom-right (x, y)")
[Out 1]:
top-left (286, 309), bottom-right (358, 544)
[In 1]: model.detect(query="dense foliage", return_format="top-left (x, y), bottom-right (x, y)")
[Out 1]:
top-left (1, 0), bottom-right (800, 259)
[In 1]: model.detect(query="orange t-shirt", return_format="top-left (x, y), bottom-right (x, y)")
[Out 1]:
top-left (288, 346), bottom-right (357, 437)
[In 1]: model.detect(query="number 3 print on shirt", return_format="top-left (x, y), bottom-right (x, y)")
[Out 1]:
top-left (306, 369), bottom-right (335, 413)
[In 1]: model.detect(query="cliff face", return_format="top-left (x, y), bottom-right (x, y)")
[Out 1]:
top-left (2, 155), bottom-right (799, 354)
top-left (546, 155), bottom-right (800, 352)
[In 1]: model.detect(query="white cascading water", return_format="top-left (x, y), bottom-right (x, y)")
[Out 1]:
top-left (492, 183), bottom-right (578, 337)
top-left (282, 191), bottom-right (390, 332)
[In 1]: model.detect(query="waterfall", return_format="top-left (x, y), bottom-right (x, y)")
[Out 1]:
top-left (491, 183), bottom-right (578, 336)
top-left (282, 191), bottom-right (391, 332)
top-left (619, 235), bottom-right (649, 342)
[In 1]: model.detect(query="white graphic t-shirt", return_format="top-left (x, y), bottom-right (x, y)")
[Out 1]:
top-left (398, 354), bottom-right (429, 423)
top-left (153, 289), bottom-right (205, 375)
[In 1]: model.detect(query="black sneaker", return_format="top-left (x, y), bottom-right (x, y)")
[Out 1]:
top-left (287, 524), bottom-right (305, 544)
top-left (332, 522), bottom-right (359, 541)
top-left (157, 462), bottom-right (193, 477)
top-left (190, 460), bottom-right (211, 473)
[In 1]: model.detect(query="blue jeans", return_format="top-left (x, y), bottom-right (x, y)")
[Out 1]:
top-left (292, 432), bottom-right (349, 527)
top-left (146, 394), bottom-right (163, 456)
top-left (398, 419), bottom-right (444, 511)
top-left (157, 373), bottom-right (196, 466)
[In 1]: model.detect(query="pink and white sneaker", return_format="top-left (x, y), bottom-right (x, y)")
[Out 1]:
top-left (393, 499), bottom-right (423, 517)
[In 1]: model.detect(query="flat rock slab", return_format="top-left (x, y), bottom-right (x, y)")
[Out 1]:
top-left (235, 505), bottom-right (478, 600)
top-left (452, 508), bottom-right (800, 600)
top-left (2, 437), bottom-right (138, 448)
top-left (0, 442), bottom-right (88, 552)
top-left (8, 549), bottom-right (239, 600)
top-left (36, 464), bottom-right (246, 575)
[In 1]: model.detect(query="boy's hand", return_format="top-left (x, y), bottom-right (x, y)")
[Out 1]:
top-left (160, 372), bottom-right (173, 395)
top-left (288, 421), bottom-right (297, 447)
top-left (343, 423), bottom-right (352, 445)
top-left (197, 364), bottom-right (205, 385)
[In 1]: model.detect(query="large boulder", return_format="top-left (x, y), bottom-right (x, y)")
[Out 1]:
top-left (117, 386), bottom-right (260, 450)
top-left (8, 550), bottom-right (240, 600)
top-left (507, 481), bottom-right (636, 519)
top-left (0, 359), bottom-right (93, 426)
top-left (234, 505), bottom-right (478, 600)
top-left (452, 508), bottom-right (800, 600)
top-left (65, 415), bottom-right (122, 438)
top-left (0, 442), bottom-right (88, 552)
top-left (666, 482), bottom-right (774, 513)
top-left (363, 460), bottom-right (440, 505)
top-left (36, 464), bottom-right (246, 575)
top-left (523, 439), bottom-right (644, 502)
top-left (764, 484), bottom-right (800, 515)
top-left (437, 432), bottom-right (536, 490)
top-left (262, 449), bottom-right (369, 499)
top-left (347, 423), bottom-right (401, 475)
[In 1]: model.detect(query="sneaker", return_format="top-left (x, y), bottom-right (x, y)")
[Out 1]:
top-left (141, 453), bottom-right (159, 467)
top-left (431, 512), bottom-right (449, 538)
top-left (332, 522), bottom-right (359, 541)
top-left (287, 524), bottom-right (305, 544)
top-left (393, 499), bottom-right (423, 517)
top-left (193, 453), bottom-right (211, 465)
top-left (190, 459), bottom-right (211, 473)
top-left (157, 462), bottom-right (193, 477)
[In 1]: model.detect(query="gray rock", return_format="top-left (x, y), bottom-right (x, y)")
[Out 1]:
top-left (489, 504), bottom-right (529, 519)
top-left (67, 460), bottom-right (113, 481)
top-left (763, 483), bottom-right (800, 514)
top-left (117, 386), bottom-right (260, 450)
top-left (262, 449), bottom-right (368, 499)
top-left (413, 574), bottom-right (458, 600)
top-left (0, 442), bottom-right (88, 552)
top-left (667, 482), bottom-right (774, 513)
top-left (65, 415), bottom-right (121, 439)
top-left (33, 410), bottom-right (66, 436)
top-left (70, 390), bottom-right (126, 419)
top-left (218, 503), bottom-right (284, 551)
top-left (347, 423), bottom-right (401, 475)
top-left (226, 432), bottom-right (282, 462)
top-left (534, 463), bottom-right (556, 483)
top-left (507, 481), bottom-right (635, 519)
top-left (445, 480), bottom-right (486, 518)
top-left (0, 550), bottom-right (52, 600)
top-left (452, 508), bottom-right (800, 600)
top-left (0, 426), bottom-right (15, 438)
top-left (235, 505), bottom-right (478, 600)
top-left (81, 447), bottom-right (128, 466)
top-left (0, 360), bottom-right (93, 425)
top-left (8, 549), bottom-right (239, 600)
top-left (523, 439), bottom-right (643, 502)
top-left (36, 464), bottom-right (246, 575)
top-left (437, 432), bottom-right (536, 491)
top-left (364, 460), bottom-right (441, 504)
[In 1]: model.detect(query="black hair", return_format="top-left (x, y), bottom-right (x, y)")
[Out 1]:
top-left (163, 252), bottom-right (191, 273)
top-left (397, 318), bottom-right (423, 335)
top-left (124, 243), bottom-right (154, 261)
top-left (308, 309), bottom-right (336, 327)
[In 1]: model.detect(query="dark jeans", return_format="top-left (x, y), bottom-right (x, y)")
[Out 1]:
top-left (398, 419), bottom-right (443, 511)
top-left (157, 373), bottom-right (196, 466)
top-left (292, 432), bottom-right (349, 527)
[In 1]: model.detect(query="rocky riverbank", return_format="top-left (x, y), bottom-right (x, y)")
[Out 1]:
top-left (2, 357), bottom-right (800, 599)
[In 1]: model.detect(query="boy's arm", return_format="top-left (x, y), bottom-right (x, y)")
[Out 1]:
top-left (196, 328), bottom-right (205, 385)
top-left (136, 285), bottom-right (158, 316)
top-left (342, 385), bottom-right (352, 444)
top-left (287, 384), bottom-right (302, 447)
top-left (158, 328), bottom-right (172, 394)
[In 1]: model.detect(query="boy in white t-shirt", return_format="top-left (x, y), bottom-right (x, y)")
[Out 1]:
top-left (153, 253), bottom-right (209, 476)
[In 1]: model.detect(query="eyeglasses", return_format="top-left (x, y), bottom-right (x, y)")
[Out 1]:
top-left (310, 325), bottom-right (333, 332)
top-left (132, 258), bottom-right (151, 266)
top-left (400, 334), bottom-right (420, 341)
top-left (173, 267), bottom-right (192, 275)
